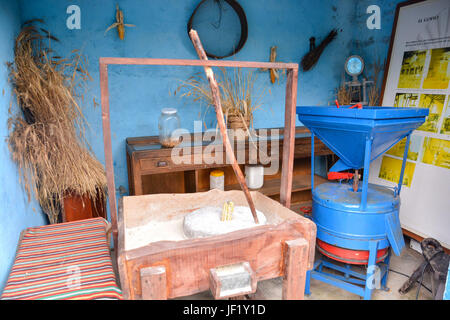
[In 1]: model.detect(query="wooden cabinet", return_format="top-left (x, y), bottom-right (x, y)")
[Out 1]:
top-left (126, 127), bottom-right (332, 213)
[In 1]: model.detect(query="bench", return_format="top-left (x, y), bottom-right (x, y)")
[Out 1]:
top-left (1, 218), bottom-right (122, 300)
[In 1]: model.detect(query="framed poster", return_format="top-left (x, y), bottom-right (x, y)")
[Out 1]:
top-left (370, 0), bottom-right (450, 248)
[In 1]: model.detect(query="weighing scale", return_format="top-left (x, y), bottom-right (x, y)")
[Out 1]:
top-left (297, 105), bottom-right (429, 300)
top-left (343, 55), bottom-right (373, 105)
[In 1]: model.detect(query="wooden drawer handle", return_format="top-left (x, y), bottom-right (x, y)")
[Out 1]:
top-left (156, 161), bottom-right (168, 167)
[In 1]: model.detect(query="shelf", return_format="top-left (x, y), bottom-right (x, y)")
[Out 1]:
top-left (224, 174), bottom-right (327, 197)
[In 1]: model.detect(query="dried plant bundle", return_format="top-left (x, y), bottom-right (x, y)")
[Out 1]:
top-left (7, 21), bottom-right (106, 224)
top-left (175, 67), bottom-right (267, 130)
top-left (335, 73), bottom-right (352, 105)
top-left (368, 58), bottom-right (384, 106)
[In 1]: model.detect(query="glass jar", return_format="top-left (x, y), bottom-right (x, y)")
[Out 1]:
top-left (158, 108), bottom-right (181, 148)
top-left (210, 170), bottom-right (225, 191)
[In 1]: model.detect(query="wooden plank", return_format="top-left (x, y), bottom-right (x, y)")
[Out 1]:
top-left (132, 154), bottom-right (143, 196)
top-left (224, 174), bottom-right (327, 197)
top-left (184, 170), bottom-right (199, 193)
top-left (126, 126), bottom-right (311, 146)
top-left (282, 238), bottom-right (309, 300)
top-left (280, 68), bottom-right (298, 208)
top-left (402, 228), bottom-right (450, 254)
top-left (127, 135), bottom-right (331, 161)
top-left (140, 266), bottom-right (167, 300)
top-left (99, 62), bottom-right (118, 247)
top-left (117, 197), bottom-right (131, 300)
top-left (100, 57), bottom-right (298, 70)
top-left (141, 172), bottom-right (185, 194)
top-left (124, 221), bottom-right (305, 299)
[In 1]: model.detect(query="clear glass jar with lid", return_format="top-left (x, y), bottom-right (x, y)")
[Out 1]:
top-left (158, 108), bottom-right (181, 148)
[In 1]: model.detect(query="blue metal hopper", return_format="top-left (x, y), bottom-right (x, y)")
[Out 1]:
top-left (296, 106), bottom-right (428, 172)
top-left (297, 105), bottom-right (429, 300)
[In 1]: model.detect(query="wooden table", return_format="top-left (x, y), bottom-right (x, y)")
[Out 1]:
top-left (126, 127), bottom-right (332, 212)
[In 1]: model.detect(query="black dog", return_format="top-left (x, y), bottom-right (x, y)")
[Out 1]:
top-left (399, 238), bottom-right (449, 299)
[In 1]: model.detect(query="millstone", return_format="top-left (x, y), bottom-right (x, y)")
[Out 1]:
top-left (183, 206), bottom-right (267, 239)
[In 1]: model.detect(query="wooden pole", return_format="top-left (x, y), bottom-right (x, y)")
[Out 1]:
top-left (99, 62), bottom-right (118, 248)
top-left (282, 238), bottom-right (309, 300)
top-left (280, 68), bottom-right (298, 208)
top-left (188, 29), bottom-right (259, 224)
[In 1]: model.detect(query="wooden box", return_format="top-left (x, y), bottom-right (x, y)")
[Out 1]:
top-left (117, 189), bottom-right (316, 300)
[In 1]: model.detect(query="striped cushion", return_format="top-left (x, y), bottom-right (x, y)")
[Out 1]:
top-left (1, 218), bottom-right (123, 300)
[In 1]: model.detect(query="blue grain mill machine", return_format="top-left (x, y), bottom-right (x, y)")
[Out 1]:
top-left (296, 105), bottom-right (428, 300)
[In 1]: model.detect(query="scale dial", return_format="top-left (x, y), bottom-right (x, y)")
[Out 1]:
top-left (345, 55), bottom-right (364, 77)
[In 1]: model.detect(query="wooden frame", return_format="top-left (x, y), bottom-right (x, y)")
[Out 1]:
top-left (99, 57), bottom-right (299, 247)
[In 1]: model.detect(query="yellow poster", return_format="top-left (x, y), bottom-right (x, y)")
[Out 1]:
top-left (440, 98), bottom-right (450, 135)
top-left (421, 137), bottom-right (450, 169)
top-left (386, 135), bottom-right (423, 161)
top-left (423, 47), bottom-right (450, 90)
top-left (397, 50), bottom-right (427, 89)
top-left (393, 93), bottom-right (419, 108)
top-left (378, 156), bottom-right (416, 187)
top-left (417, 94), bottom-right (445, 133)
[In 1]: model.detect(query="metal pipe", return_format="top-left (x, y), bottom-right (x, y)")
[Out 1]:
top-left (397, 134), bottom-right (411, 196)
top-left (361, 137), bottom-right (373, 210)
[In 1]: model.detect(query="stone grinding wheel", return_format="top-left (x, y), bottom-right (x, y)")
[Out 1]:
top-left (183, 206), bottom-right (267, 239)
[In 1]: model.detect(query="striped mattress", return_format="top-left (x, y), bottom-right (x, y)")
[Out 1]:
top-left (1, 217), bottom-right (123, 300)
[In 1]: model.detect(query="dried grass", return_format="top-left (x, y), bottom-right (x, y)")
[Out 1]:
top-left (368, 58), bottom-right (384, 106)
top-left (7, 21), bottom-right (106, 224)
top-left (175, 68), bottom-right (267, 129)
top-left (335, 73), bottom-right (352, 105)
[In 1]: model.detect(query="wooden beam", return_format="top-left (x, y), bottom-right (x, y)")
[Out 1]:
top-left (282, 238), bottom-right (309, 300)
top-left (188, 29), bottom-right (259, 224)
top-left (140, 265), bottom-right (167, 300)
top-left (99, 62), bottom-right (118, 248)
top-left (99, 57), bottom-right (298, 69)
top-left (280, 68), bottom-right (298, 208)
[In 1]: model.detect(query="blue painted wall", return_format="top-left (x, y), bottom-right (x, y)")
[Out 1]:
top-left (353, 0), bottom-right (405, 89)
top-left (17, 0), bottom-right (356, 196)
top-left (0, 0), bottom-right (47, 292)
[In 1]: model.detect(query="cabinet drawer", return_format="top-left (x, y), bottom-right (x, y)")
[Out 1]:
top-left (139, 155), bottom-right (193, 173)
